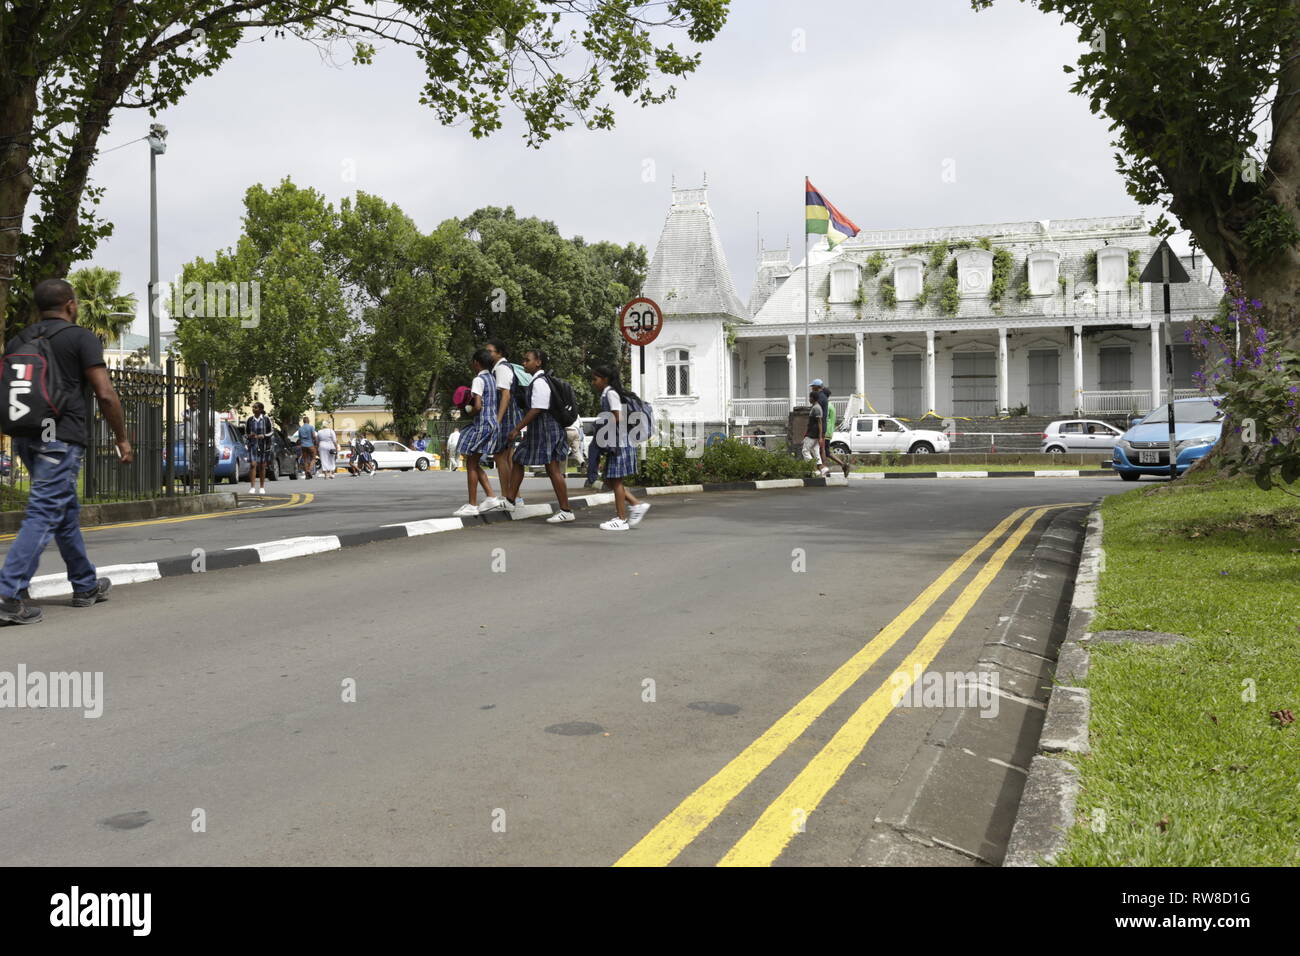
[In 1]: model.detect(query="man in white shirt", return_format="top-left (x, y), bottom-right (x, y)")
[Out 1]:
top-left (447, 428), bottom-right (461, 471)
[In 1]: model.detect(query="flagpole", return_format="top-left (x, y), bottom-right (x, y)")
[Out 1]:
top-left (804, 174), bottom-right (811, 403)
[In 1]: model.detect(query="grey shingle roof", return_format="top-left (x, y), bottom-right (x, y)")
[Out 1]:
top-left (750, 215), bottom-right (1222, 326)
top-left (642, 186), bottom-right (748, 321)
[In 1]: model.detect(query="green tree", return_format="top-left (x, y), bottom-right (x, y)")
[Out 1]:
top-left (0, 1), bottom-right (728, 338)
top-left (173, 178), bottom-right (357, 431)
top-left (973, 0), bottom-right (1300, 468)
top-left (68, 265), bottom-right (136, 344)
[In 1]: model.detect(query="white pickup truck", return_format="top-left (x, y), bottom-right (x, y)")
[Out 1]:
top-left (828, 415), bottom-right (951, 455)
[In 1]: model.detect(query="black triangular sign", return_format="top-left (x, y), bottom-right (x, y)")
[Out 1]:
top-left (1139, 239), bottom-right (1191, 284)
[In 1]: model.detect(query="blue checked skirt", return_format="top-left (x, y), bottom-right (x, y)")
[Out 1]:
top-left (513, 412), bottom-right (569, 465)
top-left (599, 393), bottom-right (639, 479)
top-left (457, 371), bottom-right (501, 456)
top-left (492, 399), bottom-right (522, 454)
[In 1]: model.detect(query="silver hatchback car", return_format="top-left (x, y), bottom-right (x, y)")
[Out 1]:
top-left (1041, 419), bottom-right (1123, 453)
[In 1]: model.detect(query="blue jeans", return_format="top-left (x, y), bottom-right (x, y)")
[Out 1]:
top-left (0, 438), bottom-right (97, 597)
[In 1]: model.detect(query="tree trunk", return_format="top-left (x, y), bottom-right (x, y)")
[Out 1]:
top-left (0, 70), bottom-right (39, 343)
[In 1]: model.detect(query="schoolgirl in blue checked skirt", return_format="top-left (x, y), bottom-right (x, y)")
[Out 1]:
top-left (590, 363), bottom-right (650, 531)
top-left (504, 348), bottom-right (575, 523)
top-left (452, 349), bottom-right (502, 517)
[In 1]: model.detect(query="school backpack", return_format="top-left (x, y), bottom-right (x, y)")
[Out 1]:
top-left (625, 394), bottom-right (655, 443)
top-left (452, 385), bottom-right (474, 411)
top-left (1, 322), bottom-right (75, 438)
top-left (545, 375), bottom-right (580, 428)
top-left (507, 362), bottom-right (533, 412)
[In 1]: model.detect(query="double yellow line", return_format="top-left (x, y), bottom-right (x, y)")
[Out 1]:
top-left (616, 502), bottom-right (1085, 868)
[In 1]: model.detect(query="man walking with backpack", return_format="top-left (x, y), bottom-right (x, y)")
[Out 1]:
top-left (0, 279), bottom-right (131, 624)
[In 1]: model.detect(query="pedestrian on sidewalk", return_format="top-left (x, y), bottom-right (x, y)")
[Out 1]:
top-left (815, 383), bottom-right (849, 478)
top-left (0, 279), bottom-right (128, 624)
top-left (504, 349), bottom-right (574, 523)
top-left (802, 389), bottom-right (830, 477)
top-left (296, 416), bottom-right (317, 478)
top-left (452, 350), bottom-right (501, 517)
top-left (447, 427), bottom-right (461, 471)
top-left (317, 421), bottom-right (338, 478)
top-left (590, 364), bottom-right (649, 531)
top-left (245, 402), bottom-right (273, 495)
top-left (484, 338), bottom-right (522, 513)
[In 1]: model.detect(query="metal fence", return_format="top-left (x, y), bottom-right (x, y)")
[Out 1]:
top-left (2, 360), bottom-right (215, 508)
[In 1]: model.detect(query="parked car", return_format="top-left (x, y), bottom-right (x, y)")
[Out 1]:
top-left (1040, 419), bottom-right (1124, 454)
top-left (166, 418), bottom-right (249, 484)
top-left (829, 415), bottom-right (951, 455)
top-left (366, 439), bottom-right (434, 471)
top-left (1110, 397), bottom-right (1223, 481)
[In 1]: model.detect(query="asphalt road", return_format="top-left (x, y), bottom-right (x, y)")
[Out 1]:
top-left (0, 477), bottom-right (1127, 866)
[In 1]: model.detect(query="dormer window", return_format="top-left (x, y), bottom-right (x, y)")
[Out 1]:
top-left (1027, 251), bottom-right (1060, 295)
top-left (829, 264), bottom-right (859, 303)
top-left (1096, 247), bottom-right (1129, 292)
top-left (955, 248), bottom-right (994, 298)
top-left (893, 257), bottom-right (924, 301)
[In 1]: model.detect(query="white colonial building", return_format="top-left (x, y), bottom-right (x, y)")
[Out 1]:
top-left (638, 185), bottom-right (1223, 434)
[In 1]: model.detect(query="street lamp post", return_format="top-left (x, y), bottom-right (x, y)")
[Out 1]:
top-left (146, 123), bottom-right (167, 368)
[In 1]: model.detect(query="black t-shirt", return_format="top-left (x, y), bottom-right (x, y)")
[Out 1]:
top-left (4, 318), bottom-right (105, 447)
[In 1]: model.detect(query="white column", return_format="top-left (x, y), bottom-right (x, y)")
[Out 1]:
top-left (787, 333), bottom-right (798, 410)
top-left (854, 332), bottom-right (865, 397)
top-left (998, 327), bottom-right (1009, 414)
top-left (925, 330), bottom-right (937, 414)
top-left (1150, 321), bottom-right (1161, 408)
top-left (1073, 324), bottom-right (1083, 414)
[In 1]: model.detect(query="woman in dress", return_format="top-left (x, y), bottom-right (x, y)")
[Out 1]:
top-left (316, 421), bottom-right (338, 478)
top-left (504, 349), bottom-right (574, 523)
top-left (452, 349), bottom-right (501, 517)
top-left (590, 364), bottom-right (649, 531)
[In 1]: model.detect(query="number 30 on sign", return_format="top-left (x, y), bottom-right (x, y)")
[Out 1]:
top-left (619, 297), bottom-right (663, 347)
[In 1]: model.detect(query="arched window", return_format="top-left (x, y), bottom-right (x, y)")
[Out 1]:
top-left (666, 348), bottom-right (691, 396)
top-left (1096, 248), bottom-right (1129, 292)
top-left (1027, 251), bottom-right (1060, 295)
top-left (894, 258), bottom-right (924, 301)
top-left (829, 264), bottom-right (859, 303)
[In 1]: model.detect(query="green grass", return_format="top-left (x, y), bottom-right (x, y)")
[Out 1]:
top-left (850, 463), bottom-right (1108, 473)
top-left (1055, 476), bottom-right (1300, 866)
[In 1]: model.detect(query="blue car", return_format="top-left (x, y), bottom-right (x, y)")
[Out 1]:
top-left (165, 419), bottom-right (249, 484)
top-left (1110, 397), bottom-right (1222, 481)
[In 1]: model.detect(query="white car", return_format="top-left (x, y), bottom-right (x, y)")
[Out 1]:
top-left (344, 439), bottom-right (433, 471)
top-left (1040, 419), bottom-right (1123, 454)
top-left (828, 415), bottom-right (951, 455)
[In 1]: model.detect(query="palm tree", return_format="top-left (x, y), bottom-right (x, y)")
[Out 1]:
top-left (68, 266), bottom-right (137, 344)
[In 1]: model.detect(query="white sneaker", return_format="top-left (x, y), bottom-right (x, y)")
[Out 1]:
top-left (515, 498), bottom-right (525, 507)
top-left (500, 498), bottom-right (516, 513)
top-left (627, 503), bottom-right (651, 527)
top-left (248, 486), bottom-right (257, 495)
top-left (600, 517), bottom-right (630, 531)
top-left (477, 497), bottom-right (504, 513)
top-left (546, 510), bottom-right (575, 523)
top-left (453, 503), bottom-right (480, 517)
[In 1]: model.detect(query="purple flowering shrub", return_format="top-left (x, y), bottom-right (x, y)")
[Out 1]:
top-left (1188, 276), bottom-right (1300, 490)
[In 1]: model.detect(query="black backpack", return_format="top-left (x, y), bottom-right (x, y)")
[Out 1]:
top-left (1, 322), bottom-right (75, 438)
top-left (546, 375), bottom-right (580, 427)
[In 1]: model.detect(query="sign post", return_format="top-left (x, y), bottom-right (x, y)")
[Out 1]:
top-left (1139, 240), bottom-right (1191, 481)
top-left (619, 297), bottom-right (664, 400)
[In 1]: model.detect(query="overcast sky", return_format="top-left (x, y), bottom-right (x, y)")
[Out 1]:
top-left (81, 0), bottom-right (1188, 337)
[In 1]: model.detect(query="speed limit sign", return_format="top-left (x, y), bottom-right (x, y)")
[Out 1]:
top-left (619, 297), bottom-right (663, 347)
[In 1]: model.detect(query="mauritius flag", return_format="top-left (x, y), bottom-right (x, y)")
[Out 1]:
top-left (805, 178), bottom-right (860, 249)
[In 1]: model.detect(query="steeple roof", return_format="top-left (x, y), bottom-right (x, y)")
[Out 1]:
top-left (642, 185), bottom-right (748, 321)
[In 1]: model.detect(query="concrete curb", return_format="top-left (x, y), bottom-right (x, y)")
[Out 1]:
top-left (861, 505), bottom-right (1087, 866)
top-left (1004, 505), bottom-right (1105, 867)
top-left (850, 470), bottom-right (1112, 480)
top-left (1, 491), bottom-right (238, 535)
top-left (26, 475), bottom-right (847, 599)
